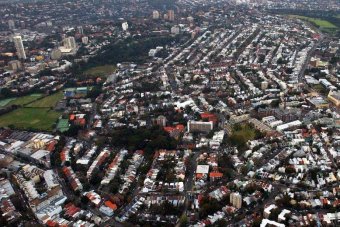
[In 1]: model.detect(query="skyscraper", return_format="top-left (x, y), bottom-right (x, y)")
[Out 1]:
top-left (63, 37), bottom-right (77, 50)
top-left (122, 22), bottom-right (129, 31)
top-left (13, 35), bottom-right (26, 60)
top-left (168, 10), bottom-right (175, 21)
top-left (230, 192), bottom-right (242, 208)
top-left (152, 10), bottom-right (160, 19)
top-left (78, 26), bottom-right (84, 35)
top-left (8, 20), bottom-right (15, 30)
top-left (82, 36), bottom-right (89, 45)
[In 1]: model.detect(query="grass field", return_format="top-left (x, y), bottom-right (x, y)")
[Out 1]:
top-left (0, 94), bottom-right (42, 107)
top-left (290, 15), bottom-right (337, 28)
top-left (0, 92), bottom-right (64, 131)
top-left (9, 94), bottom-right (42, 105)
top-left (27, 91), bottom-right (63, 108)
top-left (0, 98), bottom-right (16, 107)
top-left (0, 108), bottom-right (60, 131)
top-left (84, 65), bottom-right (116, 78)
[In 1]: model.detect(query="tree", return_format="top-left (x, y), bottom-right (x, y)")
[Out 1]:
top-left (111, 126), bottom-right (177, 154)
top-left (0, 211), bottom-right (7, 227)
top-left (214, 219), bottom-right (228, 227)
top-left (81, 195), bottom-right (89, 205)
top-left (0, 88), bottom-right (13, 98)
top-left (268, 208), bottom-right (280, 221)
top-left (87, 85), bottom-right (102, 99)
top-left (89, 169), bottom-right (103, 186)
top-left (240, 165), bottom-right (249, 175)
top-left (64, 124), bottom-right (82, 137)
top-left (218, 154), bottom-right (234, 169)
top-left (206, 130), bottom-right (215, 139)
top-left (252, 217), bottom-right (263, 227)
top-left (277, 194), bottom-right (292, 207)
top-left (199, 197), bottom-right (222, 219)
top-left (179, 214), bottom-right (188, 227)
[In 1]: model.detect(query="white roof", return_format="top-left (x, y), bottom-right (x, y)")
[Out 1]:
top-left (260, 219), bottom-right (285, 227)
top-left (196, 165), bottom-right (209, 174)
top-left (59, 47), bottom-right (72, 53)
top-left (31, 149), bottom-right (49, 160)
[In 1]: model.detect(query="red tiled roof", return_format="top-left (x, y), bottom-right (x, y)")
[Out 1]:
top-left (69, 114), bottom-right (75, 121)
top-left (175, 124), bottom-right (185, 132)
top-left (136, 150), bottom-right (144, 155)
top-left (164, 126), bottom-right (175, 133)
top-left (105, 201), bottom-right (117, 211)
top-left (201, 112), bottom-right (218, 123)
top-left (46, 141), bottom-right (56, 152)
top-left (74, 118), bottom-right (86, 126)
top-left (46, 220), bottom-right (57, 227)
top-left (209, 172), bottom-right (223, 178)
top-left (201, 113), bottom-right (215, 119)
top-left (196, 173), bottom-right (204, 179)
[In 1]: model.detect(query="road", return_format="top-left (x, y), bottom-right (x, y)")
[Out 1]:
top-left (175, 151), bottom-right (200, 227)
top-left (298, 36), bottom-right (323, 84)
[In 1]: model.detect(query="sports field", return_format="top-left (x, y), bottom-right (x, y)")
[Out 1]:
top-left (0, 98), bottom-right (16, 107)
top-left (0, 94), bottom-right (42, 107)
top-left (27, 91), bottom-right (63, 108)
top-left (0, 108), bottom-right (60, 131)
top-left (0, 92), bottom-right (63, 131)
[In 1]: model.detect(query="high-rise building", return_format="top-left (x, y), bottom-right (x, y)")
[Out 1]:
top-left (152, 10), bottom-right (160, 19)
top-left (8, 60), bottom-right (22, 71)
top-left (261, 81), bottom-right (268, 90)
top-left (171, 26), bottom-right (180, 34)
top-left (152, 115), bottom-right (167, 127)
top-left (230, 192), bottom-right (242, 208)
top-left (163, 14), bottom-right (168, 20)
top-left (13, 35), bottom-right (26, 60)
top-left (78, 26), bottom-right (84, 35)
top-left (122, 22), bottom-right (129, 31)
top-left (63, 37), bottom-right (77, 50)
top-left (20, 21), bottom-right (25, 29)
top-left (167, 10), bottom-right (175, 21)
top-left (8, 20), bottom-right (15, 30)
top-left (82, 36), bottom-right (89, 45)
top-left (187, 16), bottom-right (194, 22)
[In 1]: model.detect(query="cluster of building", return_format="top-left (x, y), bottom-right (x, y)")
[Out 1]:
top-left (0, 0), bottom-right (339, 226)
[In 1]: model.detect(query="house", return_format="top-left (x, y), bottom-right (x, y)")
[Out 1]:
top-left (260, 219), bottom-right (285, 227)
top-left (328, 90), bottom-right (340, 107)
top-left (263, 204), bottom-right (277, 218)
top-left (209, 172), bottom-right (223, 181)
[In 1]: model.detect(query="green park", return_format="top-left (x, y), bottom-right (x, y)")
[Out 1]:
top-left (289, 15), bottom-right (338, 34)
top-left (227, 123), bottom-right (262, 152)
